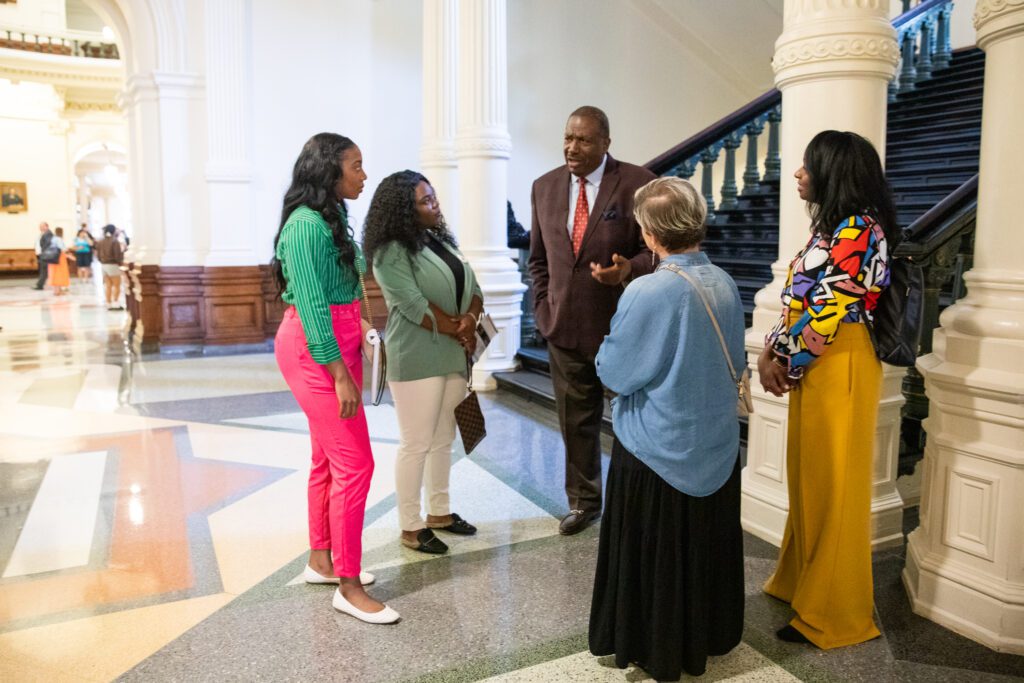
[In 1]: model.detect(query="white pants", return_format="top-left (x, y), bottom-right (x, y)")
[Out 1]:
top-left (390, 373), bottom-right (466, 532)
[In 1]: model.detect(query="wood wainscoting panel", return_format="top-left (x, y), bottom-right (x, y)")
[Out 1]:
top-left (260, 264), bottom-right (285, 337)
top-left (156, 267), bottom-right (205, 344)
top-left (201, 267), bottom-right (266, 344)
top-left (133, 264), bottom-right (390, 351)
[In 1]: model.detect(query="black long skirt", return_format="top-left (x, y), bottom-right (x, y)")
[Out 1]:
top-left (589, 437), bottom-right (744, 680)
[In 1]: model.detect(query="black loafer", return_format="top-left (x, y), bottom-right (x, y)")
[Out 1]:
top-left (426, 512), bottom-right (477, 536)
top-left (558, 509), bottom-right (600, 536)
top-left (776, 625), bottom-right (810, 644)
top-left (400, 528), bottom-right (448, 554)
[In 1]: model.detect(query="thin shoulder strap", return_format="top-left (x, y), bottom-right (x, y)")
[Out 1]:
top-left (660, 263), bottom-right (740, 385)
top-left (356, 257), bottom-right (376, 329)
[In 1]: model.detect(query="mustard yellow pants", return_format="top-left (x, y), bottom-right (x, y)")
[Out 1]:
top-left (763, 320), bottom-right (882, 649)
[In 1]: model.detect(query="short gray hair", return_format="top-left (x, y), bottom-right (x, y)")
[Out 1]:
top-left (633, 177), bottom-right (707, 250)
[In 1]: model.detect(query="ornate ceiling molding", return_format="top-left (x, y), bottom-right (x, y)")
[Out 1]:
top-left (0, 46), bottom-right (123, 92)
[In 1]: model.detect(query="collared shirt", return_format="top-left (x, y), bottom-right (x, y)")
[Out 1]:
top-left (596, 251), bottom-right (746, 497)
top-left (277, 206), bottom-right (364, 365)
top-left (565, 153), bottom-right (608, 237)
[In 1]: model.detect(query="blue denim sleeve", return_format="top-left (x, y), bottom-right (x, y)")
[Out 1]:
top-left (596, 279), bottom-right (677, 396)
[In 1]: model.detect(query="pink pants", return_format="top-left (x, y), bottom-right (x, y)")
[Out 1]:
top-left (274, 302), bottom-right (373, 577)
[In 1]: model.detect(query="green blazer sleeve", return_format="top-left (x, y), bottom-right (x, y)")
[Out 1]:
top-left (282, 220), bottom-right (341, 364)
top-left (372, 241), bottom-right (438, 333)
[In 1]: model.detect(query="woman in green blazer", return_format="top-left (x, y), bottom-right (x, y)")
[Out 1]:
top-left (363, 170), bottom-right (484, 554)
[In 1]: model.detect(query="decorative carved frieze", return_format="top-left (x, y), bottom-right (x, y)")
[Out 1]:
top-left (773, 36), bottom-right (901, 69)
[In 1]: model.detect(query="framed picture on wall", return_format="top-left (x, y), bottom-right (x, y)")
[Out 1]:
top-left (1, 182), bottom-right (28, 213)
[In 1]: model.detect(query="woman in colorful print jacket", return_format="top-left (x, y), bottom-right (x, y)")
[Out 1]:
top-left (757, 130), bottom-right (897, 650)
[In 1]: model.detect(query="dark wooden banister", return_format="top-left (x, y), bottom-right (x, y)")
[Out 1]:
top-left (894, 0), bottom-right (948, 29)
top-left (897, 174), bottom-right (978, 257)
top-left (645, 90), bottom-right (780, 175)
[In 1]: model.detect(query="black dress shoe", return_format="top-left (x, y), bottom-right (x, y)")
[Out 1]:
top-left (558, 509), bottom-right (600, 536)
top-left (400, 528), bottom-right (448, 554)
top-left (776, 625), bottom-right (811, 644)
top-left (426, 512), bottom-right (477, 536)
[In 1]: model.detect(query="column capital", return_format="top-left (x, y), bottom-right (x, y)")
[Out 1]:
top-left (975, 0), bottom-right (1024, 49)
top-left (773, 3), bottom-right (898, 89)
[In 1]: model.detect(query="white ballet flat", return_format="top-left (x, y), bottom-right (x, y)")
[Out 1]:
top-left (303, 565), bottom-right (375, 586)
top-left (332, 588), bottom-right (400, 624)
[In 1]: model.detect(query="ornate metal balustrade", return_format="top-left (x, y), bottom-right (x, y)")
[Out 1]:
top-left (0, 28), bottom-right (120, 60)
top-left (894, 175), bottom-right (978, 472)
top-left (891, 0), bottom-right (955, 100)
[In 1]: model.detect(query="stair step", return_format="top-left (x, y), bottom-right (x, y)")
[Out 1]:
top-left (899, 64), bottom-right (985, 86)
top-left (888, 121), bottom-right (982, 141)
top-left (887, 167), bottom-right (978, 184)
top-left (901, 74), bottom-right (984, 96)
top-left (887, 133), bottom-right (981, 154)
top-left (888, 110), bottom-right (981, 128)
top-left (886, 152), bottom-right (980, 172)
top-left (891, 86), bottom-right (983, 109)
top-left (709, 258), bottom-right (773, 278)
top-left (892, 185), bottom-right (969, 202)
top-left (888, 100), bottom-right (982, 121)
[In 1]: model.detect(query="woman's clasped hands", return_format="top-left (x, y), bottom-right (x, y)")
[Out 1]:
top-left (757, 347), bottom-right (797, 397)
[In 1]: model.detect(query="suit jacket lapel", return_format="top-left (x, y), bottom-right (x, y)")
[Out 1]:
top-left (578, 156), bottom-right (620, 260)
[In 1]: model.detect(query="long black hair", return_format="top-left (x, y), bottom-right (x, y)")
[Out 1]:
top-left (271, 132), bottom-right (358, 296)
top-left (362, 170), bottom-right (457, 265)
top-left (803, 130), bottom-right (899, 244)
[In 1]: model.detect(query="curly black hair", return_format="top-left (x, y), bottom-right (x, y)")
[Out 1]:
top-left (270, 132), bottom-right (358, 297)
top-left (362, 170), bottom-right (457, 265)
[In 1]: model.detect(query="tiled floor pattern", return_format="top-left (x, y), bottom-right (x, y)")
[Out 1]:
top-left (0, 279), bottom-right (1022, 682)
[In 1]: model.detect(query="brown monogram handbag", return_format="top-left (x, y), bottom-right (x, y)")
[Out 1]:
top-left (454, 355), bottom-right (486, 454)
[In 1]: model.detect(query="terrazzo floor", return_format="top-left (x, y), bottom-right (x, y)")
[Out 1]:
top-left (0, 278), bottom-right (1021, 682)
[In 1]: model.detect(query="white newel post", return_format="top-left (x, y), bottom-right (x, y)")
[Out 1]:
top-left (903, 0), bottom-right (1024, 654)
top-left (455, 0), bottom-right (525, 389)
top-left (203, 0), bottom-right (255, 267)
top-left (742, 0), bottom-right (905, 549)
top-left (421, 0), bottom-right (459, 222)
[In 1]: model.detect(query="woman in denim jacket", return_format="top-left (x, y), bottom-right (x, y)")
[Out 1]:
top-left (589, 177), bottom-right (746, 680)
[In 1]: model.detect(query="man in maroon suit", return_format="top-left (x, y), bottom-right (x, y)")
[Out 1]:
top-left (528, 106), bottom-right (657, 535)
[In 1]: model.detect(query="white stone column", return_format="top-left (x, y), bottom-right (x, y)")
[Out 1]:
top-left (742, 0), bottom-right (904, 548)
top-left (121, 74), bottom-right (165, 265)
top-left (203, 0), bottom-right (255, 267)
top-left (119, 71), bottom-right (206, 267)
top-left (903, 0), bottom-right (1024, 654)
top-left (455, 0), bottom-right (525, 389)
top-left (421, 0), bottom-right (459, 221)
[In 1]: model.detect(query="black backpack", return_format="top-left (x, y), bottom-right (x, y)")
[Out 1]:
top-left (862, 254), bottom-right (925, 367)
top-left (39, 233), bottom-right (60, 264)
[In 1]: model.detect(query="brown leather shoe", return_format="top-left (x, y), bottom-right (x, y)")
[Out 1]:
top-left (558, 509), bottom-right (601, 536)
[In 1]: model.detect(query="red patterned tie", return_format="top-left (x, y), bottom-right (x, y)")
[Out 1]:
top-left (571, 176), bottom-right (589, 255)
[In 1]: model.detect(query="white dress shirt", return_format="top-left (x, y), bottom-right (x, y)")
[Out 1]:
top-left (566, 154), bottom-right (608, 238)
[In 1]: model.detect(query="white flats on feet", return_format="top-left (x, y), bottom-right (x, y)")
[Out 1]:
top-left (332, 588), bottom-right (400, 624)
top-left (303, 565), bottom-right (375, 586)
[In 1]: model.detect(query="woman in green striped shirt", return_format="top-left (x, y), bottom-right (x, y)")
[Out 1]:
top-left (271, 133), bottom-right (398, 624)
